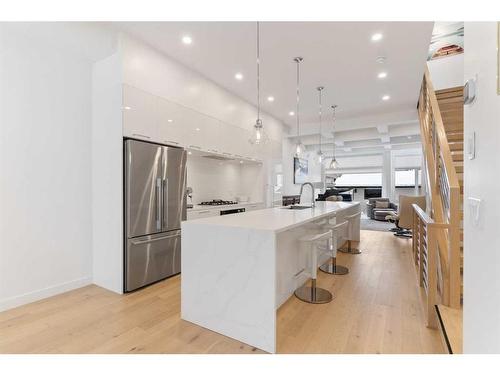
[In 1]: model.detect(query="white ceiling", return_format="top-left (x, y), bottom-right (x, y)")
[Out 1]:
top-left (114, 22), bottom-right (433, 126)
top-left (113, 22), bottom-right (433, 156)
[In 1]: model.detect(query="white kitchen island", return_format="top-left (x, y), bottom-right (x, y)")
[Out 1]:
top-left (181, 201), bottom-right (361, 353)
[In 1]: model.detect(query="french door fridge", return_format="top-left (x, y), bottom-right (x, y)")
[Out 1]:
top-left (124, 139), bottom-right (187, 292)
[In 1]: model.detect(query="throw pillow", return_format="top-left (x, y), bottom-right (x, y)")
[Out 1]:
top-left (375, 201), bottom-right (389, 209)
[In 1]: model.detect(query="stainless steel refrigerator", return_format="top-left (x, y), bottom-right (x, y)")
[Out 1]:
top-left (124, 139), bottom-right (187, 292)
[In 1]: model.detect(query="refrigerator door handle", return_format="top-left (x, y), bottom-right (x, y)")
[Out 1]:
top-left (163, 178), bottom-right (169, 229)
top-left (131, 232), bottom-right (180, 245)
top-left (156, 177), bottom-right (162, 230)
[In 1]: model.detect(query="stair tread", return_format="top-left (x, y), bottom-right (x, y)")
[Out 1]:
top-left (437, 305), bottom-right (463, 354)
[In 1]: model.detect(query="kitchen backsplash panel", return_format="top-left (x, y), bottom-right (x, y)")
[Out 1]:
top-left (186, 155), bottom-right (264, 204)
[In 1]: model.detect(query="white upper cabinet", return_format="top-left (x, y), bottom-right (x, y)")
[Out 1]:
top-left (123, 85), bottom-right (158, 141)
top-left (157, 97), bottom-right (187, 147)
top-left (122, 84), bottom-right (277, 162)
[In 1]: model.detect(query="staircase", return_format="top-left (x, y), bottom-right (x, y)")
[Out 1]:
top-left (413, 68), bottom-right (463, 353)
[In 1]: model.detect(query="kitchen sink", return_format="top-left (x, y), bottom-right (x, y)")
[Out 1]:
top-left (282, 205), bottom-right (313, 210)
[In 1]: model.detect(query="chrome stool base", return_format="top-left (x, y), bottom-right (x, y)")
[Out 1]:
top-left (294, 282), bottom-right (333, 304)
top-left (319, 261), bottom-right (349, 275)
top-left (338, 240), bottom-right (362, 254)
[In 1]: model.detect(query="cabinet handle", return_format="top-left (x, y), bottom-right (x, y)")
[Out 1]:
top-left (198, 210), bottom-right (210, 214)
top-left (132, 133), bottom-right (151, 139)
top-left (164, 140), bottom-right (179, 145)
top-left (189, 145), bottom-right (201, 149)
top-left (234, 154), bottom-right (243, 158)
top-left (209, 149), bottom-right (219, 153)
top-left (222, 152), bottom-right (232, 156)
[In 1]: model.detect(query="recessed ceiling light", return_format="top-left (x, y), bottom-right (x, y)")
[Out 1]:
top-left (188, 151), bottom-right (192, 155)
top-left (382, 95), bottom-right (390, 101)
top-left (167, 119), bottom-right (173, 123)
top-left (195, 127), bottom-right (200, 131)
top-left (182, 35), bottom-right (193, 45)
top-left (239, 160), bottom-right (244, 164)
top-left (377, 72), bottom-right (387, 79)
top-left (289, 111), bottom-right (295, 116)
top-left (123, 106), bottom-right (131, 110)
top-left (407, 136), bottom-right (412, 139)
top-left (267, 96), bottom-right (275, 102)
top-left (234, 73), bottom-right (244, 80)
top-left (371, 33), bottom-right (383, 42)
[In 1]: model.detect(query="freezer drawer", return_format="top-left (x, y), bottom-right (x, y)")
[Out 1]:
top-left (125, 230), bottom-right (181, 292)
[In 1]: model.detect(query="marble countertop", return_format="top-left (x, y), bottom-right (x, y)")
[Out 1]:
top-left (187, 201), bottom-right (264, 212)
top-left (182, 201), bottom-right (360, 233)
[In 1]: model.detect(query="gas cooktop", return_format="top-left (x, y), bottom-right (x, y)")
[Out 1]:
top-left (199, 199), bottom-right (238, 206)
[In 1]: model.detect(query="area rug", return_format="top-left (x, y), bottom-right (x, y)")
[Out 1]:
top-left (360, 214), bottom-right (395, 232)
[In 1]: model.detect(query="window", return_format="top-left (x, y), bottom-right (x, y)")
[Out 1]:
top-left (395, 169), bottom-right (422, 187)
top-left (334, 173), bottom-right (382, 187)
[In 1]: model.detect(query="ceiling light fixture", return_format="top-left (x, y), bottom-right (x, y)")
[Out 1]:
top-left (235, 72), bottom-right (244, 80)
top-left (289, 111), bottom-right (295, 116)
top-left (182, 35), bottom-right (193, 45)
top-left (267, 96), bottom-right (274, 102)
top-left (195, 127), bottom-right (200, 131)
top-left (293, 57), bottom-right (305, 157)
top-left (167, 119), bottom-right (173, 123)
top-left (382, 95), bottom-right (390, 101)
top-left (328, 105), bottom-right (340, 170)
top-left (249, 22), bottom-right (269, 146)
top-left (188, 151), bottom-right (192, 155)
top-left (371, 33), bottom-right (383, 42)
top-left (315, 86), bottom-right (324, 164)
top-left (377, 72), bottom-right (387, 79)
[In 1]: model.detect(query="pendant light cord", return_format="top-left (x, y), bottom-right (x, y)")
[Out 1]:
top-left (296, 60), bottom-right (299, 136)
top-left (332, 105), bottom-right (337, 159)
top-left (318, 87), bottom-right (322, 152)
top-left (256, 21), bottom-right (260, 122)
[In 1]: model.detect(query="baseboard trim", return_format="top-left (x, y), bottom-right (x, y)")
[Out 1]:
top-left (0, 276), bottom-right (92, 312)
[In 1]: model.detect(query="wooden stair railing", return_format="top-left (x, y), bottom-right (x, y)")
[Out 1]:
top-left (417, 67), bottom-right (462, 309)
top-left (412, 204), bottom-right (450, 328)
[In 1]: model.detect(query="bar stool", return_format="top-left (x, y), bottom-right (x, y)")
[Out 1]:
top-left (294, 230), bottom-right (334, 304)
top-left (338, 212), bottom-right (362, 254)
top-left (319, 221), bottom-right (349, 275)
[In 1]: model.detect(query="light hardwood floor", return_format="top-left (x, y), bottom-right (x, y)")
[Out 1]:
top-left (0, 230), bottom-right (444, 354)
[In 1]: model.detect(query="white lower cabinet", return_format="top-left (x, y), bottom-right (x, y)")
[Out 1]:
top-left (245, 203), bottom-right (265, 211)
top-left (186, 209), bottom-right (219, 221)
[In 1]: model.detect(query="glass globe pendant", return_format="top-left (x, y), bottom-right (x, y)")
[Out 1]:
top-left (249, 22), bottom-right (269, 145)
top-left (327, 104), bottom-right (340, 170)
top-left (293, 56), bottom-right (304, 158)
top-left (315, 86), bottom-right (325, 165)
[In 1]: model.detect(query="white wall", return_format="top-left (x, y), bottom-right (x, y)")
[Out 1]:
top-left (463, 22), bottom-right (500, 353)
top-left (186, 156), bottom-right (264, 204)
top-left (0, 24), bottom-right (99, 310)
top-left (427, 53), bottom-right (464, 90)
top-left (91, 51), bottom-right (123, 294)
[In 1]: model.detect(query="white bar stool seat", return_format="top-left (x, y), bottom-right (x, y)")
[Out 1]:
top-left (338, 212), bottom-right (362, 254)
top-left (318, 221), bottom-right (349, 275)
top-left (294, 230), bottom-right (334, 304)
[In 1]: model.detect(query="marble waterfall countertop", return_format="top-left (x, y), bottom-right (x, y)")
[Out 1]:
top-left (183, 201), bottom-right (358, 233)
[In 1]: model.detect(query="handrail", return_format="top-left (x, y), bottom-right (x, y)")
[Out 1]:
top-left (418, 67), bottom-right (462, 309)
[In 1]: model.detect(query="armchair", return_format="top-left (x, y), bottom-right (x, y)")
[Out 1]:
top-left (366, 198), bottom-right (398, 220)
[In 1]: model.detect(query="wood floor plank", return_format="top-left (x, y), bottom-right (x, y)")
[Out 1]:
top-left (0, 230), bottom-right (444, 354)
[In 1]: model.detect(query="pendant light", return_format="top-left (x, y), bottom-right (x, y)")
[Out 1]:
top-left (293, 57), bottom-right (305, 157)
top-left (328, 105), bottom-right (340, 169)
top-left (315, 86), bottom-right (324, 164)
top-left (249, 22), bottom-right (268, 145)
